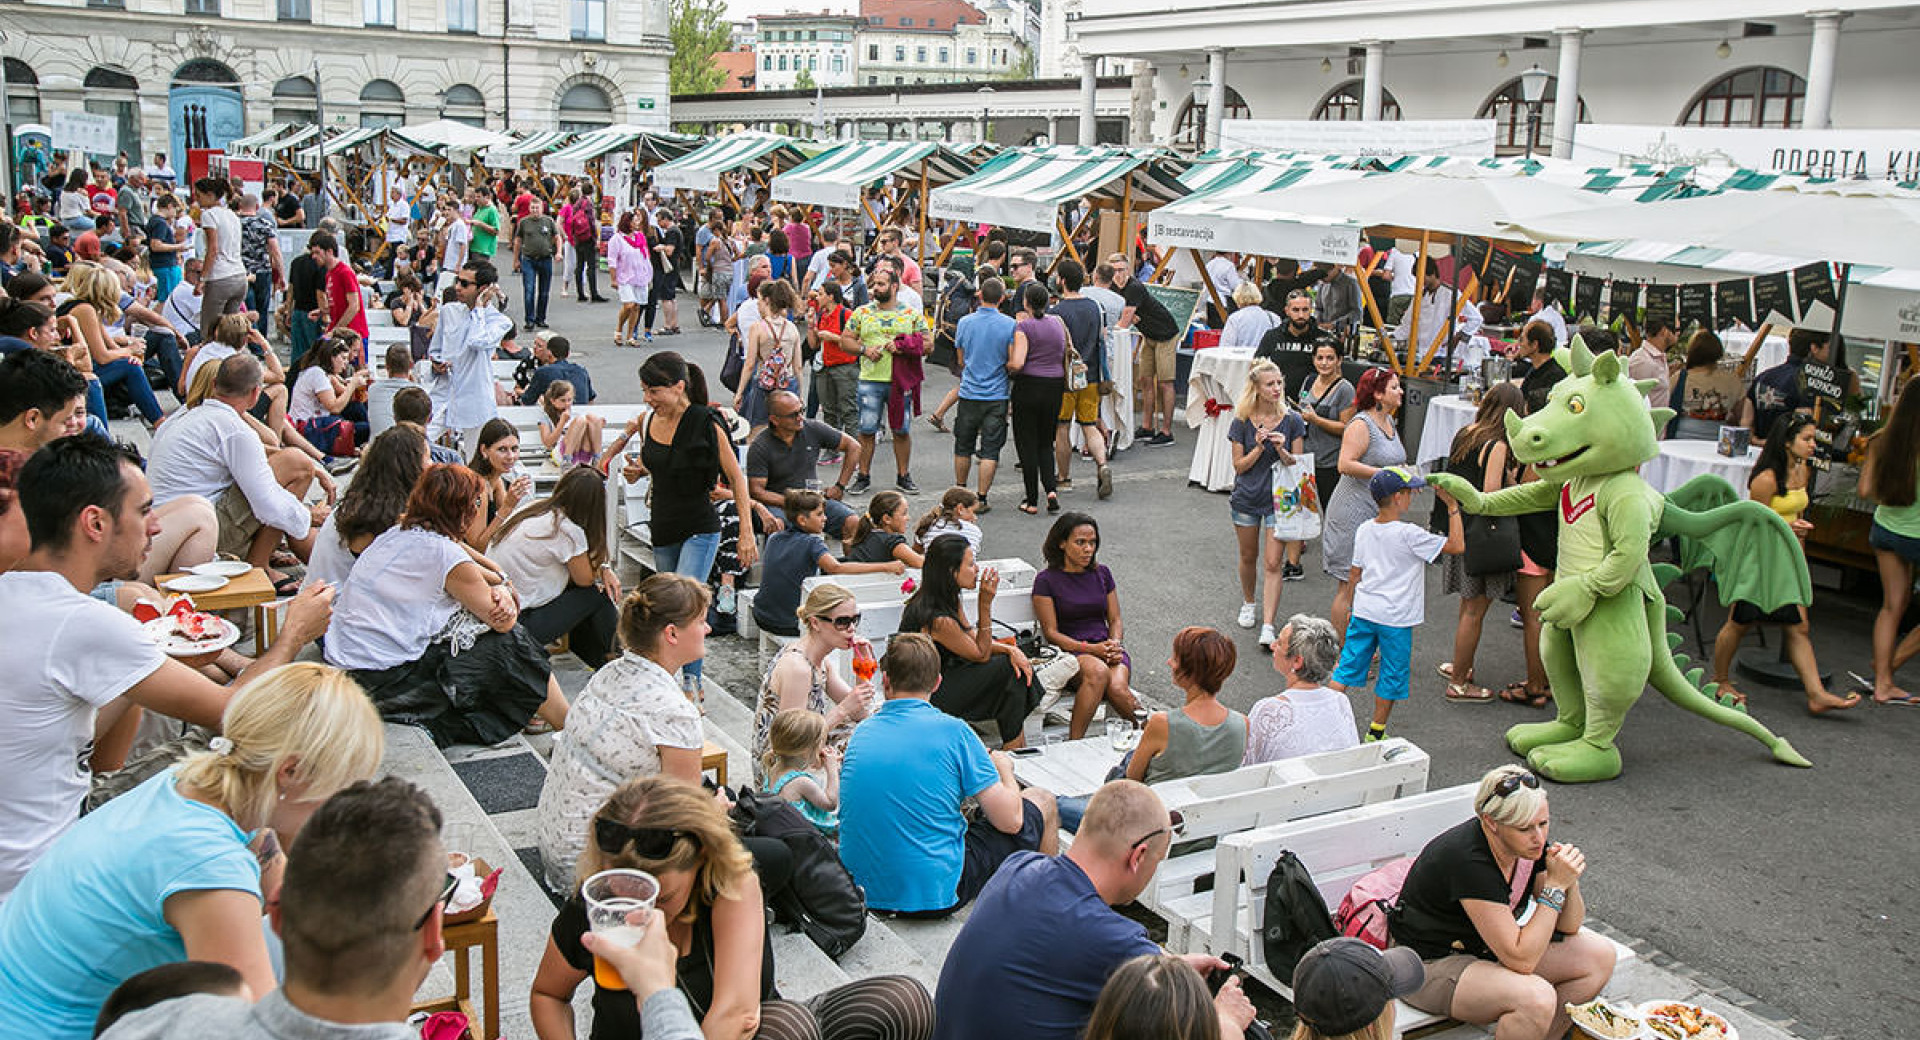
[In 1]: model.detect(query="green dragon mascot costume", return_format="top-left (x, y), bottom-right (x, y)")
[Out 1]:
top-left (1429, 335), bottom-right (1812, 782)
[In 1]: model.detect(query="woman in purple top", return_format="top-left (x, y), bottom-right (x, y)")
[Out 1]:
top-left (1032, 512), bottom-right (1141, 738)
top-left (1009, 280), bottom-right (1069, 514)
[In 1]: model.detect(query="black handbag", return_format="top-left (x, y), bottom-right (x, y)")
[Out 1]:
top-left (1463, 513), bottom-right (1523, 576)
top-left (719, 331), bottom-right (745, 392)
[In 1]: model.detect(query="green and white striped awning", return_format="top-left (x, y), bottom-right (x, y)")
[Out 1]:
top-left (542, 126), bottom-right (655, 176)
top-left (927, 146), bottom-right (1188, 234)
top-left (292, 126), bottom-right (385, 167)
top-left (481, 131), bottom-right (572, 168)
top-left (652, 132), bottom-right (812, 194)
top-left (227, 123), bottom-right (299, 152)
top-left (770, 141), bottom-right (978, 210)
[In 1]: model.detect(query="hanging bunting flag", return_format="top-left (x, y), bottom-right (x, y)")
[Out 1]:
top-left (1508, 254), bottom-right (1543, 307)
top-left (1792, 262), bottom-right (1839, 316)
top-left (1644, 284), bottom-right (1678, 328)
top-left (1456, 236), bottom-right (1490, 274)
top-left (1609, 280), bottom-right (1641, 322)
top-left (1573, 276), bottom-right (1604, 323)
top-left (1751, 272), bottom-right (1796, 325)
top-left (1544, 268), bottom-right (1573, 309)
top-left (1678, 284), bottom-right (1715, 329)
top-left (1715, 280), bottom-right (1755, 329)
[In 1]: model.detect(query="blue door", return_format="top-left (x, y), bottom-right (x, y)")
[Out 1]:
top-left (168, 85), bottom-right (244, 174)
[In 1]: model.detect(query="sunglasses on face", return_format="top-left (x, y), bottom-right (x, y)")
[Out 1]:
top-left (1128, 809), bottom-right (1187, 850)
top-left (594, 818), bottom-right (700, 859)
top-left (455, 277), bottom-right (477, 288)
top-left (1479, 770), bottom-right (1541, 812)
top-left (823, 612), bottom-right (861, 630)
top-left (771, 409), bottom-right (804, 420)
top-left (413, 872), bottom-right (459, 930)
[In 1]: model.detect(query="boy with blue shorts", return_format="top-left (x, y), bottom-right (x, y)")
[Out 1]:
top-left (1331, 466), bottom-right (1464, 741)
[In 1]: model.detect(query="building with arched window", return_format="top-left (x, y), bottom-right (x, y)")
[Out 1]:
top-left (1680, 67), bottom-right (1806, 128)
top-left (1312, 81), bottom-right (1401, 122)
top-left (1477, 75), bottom-right (1589, 155)
top-left (0, 0), bottom-right (672, 159)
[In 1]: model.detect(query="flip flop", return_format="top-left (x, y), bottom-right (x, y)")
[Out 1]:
top-left (1017, 503), bottom-right (1039, 515)
top-left (1876, 693), bottom-right (1920, 707)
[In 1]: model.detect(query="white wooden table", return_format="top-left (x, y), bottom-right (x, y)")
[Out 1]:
top-left (1186, 347), bottom-right (1255, 492)
top-left (1011, 735), bottom-right (1125, 798)
top-left (792, 558), bottom-right (1038, 644)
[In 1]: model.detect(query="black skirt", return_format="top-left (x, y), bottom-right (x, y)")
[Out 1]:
top-left (352, 623), bottom-right (552, 747)
top-left (932, 651), bottom-right (1041, 745)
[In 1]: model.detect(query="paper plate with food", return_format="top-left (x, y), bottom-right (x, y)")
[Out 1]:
top-left (136, 596), bottom-right (241, 657)
top-left (1640, 1001), bottom-right (1736, 1040)
top-left (1566, 999), bottom-right (1644, 1040)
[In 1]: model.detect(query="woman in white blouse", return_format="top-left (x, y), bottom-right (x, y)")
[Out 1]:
top-left (1244, 613), bottom-right (1359, 764)
top-left (1217, 282), bottom-right (1282, 349)
top-left (535, 573), bottom-right (709, 891)
top-left (323, 462), bottom-right (569, 746)
top-left (490, 466), bottom-right (620, 668)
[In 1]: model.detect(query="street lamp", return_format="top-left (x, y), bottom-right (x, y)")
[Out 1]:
top-left (1518, 63), bottom-right (1550, 160)
top-left (977, 84), bottom-right (995, 144)
top-left (1189, 74), bottom-right (1212, 151)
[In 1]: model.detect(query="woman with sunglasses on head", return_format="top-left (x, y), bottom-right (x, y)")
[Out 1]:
top-left (531, 776), bottom-right (935, 1040)
top-left (536, 574), bottom-right (711, 894)
top-left (1390, 764), bottom-right (1615, 1040)
top-left (751, 583), bottom-right (877, 786)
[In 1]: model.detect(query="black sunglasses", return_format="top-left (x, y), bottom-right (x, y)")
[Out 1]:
top-left (414, 872), bottom-right (459, 930)
top-left (594, 818), bottom-right (700, 860)
top-left (1480, 770), bottom-right (1541, 812)
top-left (824, 612), bottom-right (861, 630)
top-left (1128, 809), bottom-right (1187, 850)
top-left (454, 277), bottom-right (477, 287)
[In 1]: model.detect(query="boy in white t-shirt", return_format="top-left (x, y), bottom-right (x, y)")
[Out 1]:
top-left (1329, 466), bottom-right (1463, 742)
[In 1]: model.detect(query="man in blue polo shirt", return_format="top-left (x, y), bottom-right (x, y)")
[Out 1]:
top-left (950, 276), bottom-right (1015, 509)
top-left (932, 779), bottom-right (1249, 1040)
top-left (839, 633), bottom-right (1058, 916)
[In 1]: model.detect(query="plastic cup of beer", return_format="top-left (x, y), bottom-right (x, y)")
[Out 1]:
top-left (1106, 717), bottom-right (1131, 751)
top-left (582, 868), bottom-right (659, 991)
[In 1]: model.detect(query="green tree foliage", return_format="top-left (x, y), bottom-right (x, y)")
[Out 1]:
top-left (795, 68), bottom-right (817, 90)
top-left (998, 48), bottom-right (1037, 82)
top-left (670, 0), bottom-right (731, 95)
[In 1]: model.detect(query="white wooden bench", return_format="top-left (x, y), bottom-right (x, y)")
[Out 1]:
top-left (1138, 740), bottom-right (1431, 916)
top-left (1165, 784), bottom-right (1635, 1037)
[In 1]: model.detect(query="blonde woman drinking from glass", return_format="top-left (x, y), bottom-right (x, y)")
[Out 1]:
top-left (753, 583), bottom-right (876, 785)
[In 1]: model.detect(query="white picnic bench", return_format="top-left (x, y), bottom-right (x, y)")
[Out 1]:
top-left (1162, 783), bottom-right (1635, 1037)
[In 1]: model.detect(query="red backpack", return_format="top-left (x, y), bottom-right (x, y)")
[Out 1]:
top-left (564, 204), bottom-right (593, 243)
top-left (1332, 857), bottom-right (1414, 950)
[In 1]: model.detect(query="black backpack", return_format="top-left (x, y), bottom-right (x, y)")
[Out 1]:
top-left (731, 787), bottom-right (868, 958)
top-left (1260, 850), bottom-right (1337, 985)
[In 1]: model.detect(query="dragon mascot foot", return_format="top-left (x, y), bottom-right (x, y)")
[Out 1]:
top-left (1430, 335), bottom-right (1814, 782)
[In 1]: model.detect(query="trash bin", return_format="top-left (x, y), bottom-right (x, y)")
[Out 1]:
top-left (1397, 375), bottom-right (1453, 464)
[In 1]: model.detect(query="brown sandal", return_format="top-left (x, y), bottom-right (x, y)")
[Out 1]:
top-left (1497, 682), bottom-right (1551, 708)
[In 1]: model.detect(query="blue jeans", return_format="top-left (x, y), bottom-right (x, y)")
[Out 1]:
top-left (96, 357), bottom-right (164, 422)
top-left (653, 529), bottom-right (722, 686)
top-left (83, 378), bottom-right (108, 424)
top-left (143, 330), bottom-right (184, 398)
top-left (245, 270), bottom-right (274, 336)
top-left (521, 256), bottom-right (553, 324)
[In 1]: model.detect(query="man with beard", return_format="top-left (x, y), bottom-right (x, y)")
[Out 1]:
top-left (1255, 289), bottom-right (1338, 397)
top-left (845, 267), bottom-right (931, 495)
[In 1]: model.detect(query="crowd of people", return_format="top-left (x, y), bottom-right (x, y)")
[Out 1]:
top-left (0, 153), bottom-right (1909, 1040)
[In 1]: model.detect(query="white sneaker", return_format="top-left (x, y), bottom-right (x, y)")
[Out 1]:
top-left (1259, 623), bottom-right (1277, 649)
top-left (1237, 602), bottom-right (1258, 629)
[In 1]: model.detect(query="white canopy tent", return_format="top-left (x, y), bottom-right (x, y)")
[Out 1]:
top-left (926, 145), bottom-right (1188, 235)
top-left (770, 140), bottom-right (977, 210)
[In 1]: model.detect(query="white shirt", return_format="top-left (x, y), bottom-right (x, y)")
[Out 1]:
top-left (148, 400), bottom-right (314, 539)
top-left (491, 513), bottom-right (588, 610)
top-left (199, 204), bottom-right (245, 282)
top-left (1393, 286), bottom-right (1483, 346)
top-left (1244, 686), bottom-right (1359, 765)
top-left (440, 219), bottom-right (470, 273)
top-left (385, 198), bottom-right (410, 244)
top-left (897, 285), bottom-right (924, 314)
top-left (1082, 285), bottom-right (1125, 330)
top-left (923, 517), bottom-right (982, 555)
top-left (1386, 249), bottom-right (1416, 296)
top-left (301, 513), bottom-right (356, 591)
top-left (1205, 255), bottom-right (1244, 301)
top-left (1350, 518), bottom-right (1447, 628)
top-left (1219, 305), bottom-right (1282, 349)
top-left (288, 366), bottom-right (331, 423)
top-left (323, 527), bottom-right (472, 671)
top-left (0, 571), bottom-right (166, 903)
top-left (427, 301), bottom-right (511, 430)
top-left (804, 248), bottom-right (834, 293)
top-left (1529, 303), bottom-right (1569, 346)
top-left (535, 652), bottom-right (703, 892)
top-left (365, 375), bottom-right (411, 439)
top-left (181, 341), bottom-right (233, 393)
top-left (164, 281), bottom-right (203, 339)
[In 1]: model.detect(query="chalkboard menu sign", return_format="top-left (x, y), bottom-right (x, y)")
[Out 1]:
top-left (1484, 249), bottom-right (1516, 292)
top-left (1678, 284), bottom-right (1715, 329)
top-left (1644, 284), bottom-right (1677, 327)
top-left (1609, 280), bottom-right (1640, 321)
top-left (1801, 359), bottom-right (1854, 469)
top-left (1792, 262), bottom-right (1838, 315)
top-left (1456, 236), bottom-right (1490, 276)
top-left (1508, 255), bottom-right (1542, 307)
top-left (1715, 280), bottom-right (1755, 328)
top-left (1544, 268), bottom-right (1573, 308)
top-left (1751, 272), bottom-right (1795, 324)
top-left (1573, 276), bottom-right (1604, 322)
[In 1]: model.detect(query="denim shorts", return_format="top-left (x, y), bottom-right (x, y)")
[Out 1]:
top-left (857, 380), bottom-right (907, 435)
top-left (1870, 520), bottom-right (1920, 566)
top-left (1230, 508), bottom-right (1276, 530)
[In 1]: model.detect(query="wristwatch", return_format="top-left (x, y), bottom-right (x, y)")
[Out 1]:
top-left (1537, 886), bottom-right (1568, 912)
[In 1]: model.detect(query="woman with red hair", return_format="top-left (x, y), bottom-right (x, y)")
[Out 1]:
top-left (1324, 367), bottom-right (1406, 634)
top-left (324, 462), bottom-right (569, 744)
top-left (1126, 626), bottom-right (1247, 783)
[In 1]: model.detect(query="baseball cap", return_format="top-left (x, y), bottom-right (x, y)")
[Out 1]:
top-left (1368, 465), bottom-right (1427, 503)
top-left (1292, 938), bottom-right (1425, 1035)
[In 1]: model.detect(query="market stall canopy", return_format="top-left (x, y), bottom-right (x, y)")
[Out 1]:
top-left (1500, 180), bottom-right (1920, 270)
top-left (481, 130), bottom-right (573, 169)
top-left (291, 125), bottom-right (437, 167)
top-left (651, 132), bottom-right (814, 194)
top-left (770, 140), bottom-right (978, 209)
top-left (392, 119), bottom-right (516, 153)
top-left (926, 145), bottom-right (1188, 234)
top-left (227, 122), bottom-right (301, 153)
top-left (539, 126), bottom-right (704, 177)
top-left (234, 123), bottom-right (322, 159)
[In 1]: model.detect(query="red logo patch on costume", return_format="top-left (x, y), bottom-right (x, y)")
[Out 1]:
top-left (1560, 484), bottom-right (1597, 525)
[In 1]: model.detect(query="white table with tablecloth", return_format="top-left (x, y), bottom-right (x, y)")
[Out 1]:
top-left (1641, 439), bottom-right (1761, 495)
top-left (1186, 346), bottom-right (1256, 491)
top-left (1415, 394), bottom-right (1479, 467)
top-left (1099, 327), bottom-right (1139, 454)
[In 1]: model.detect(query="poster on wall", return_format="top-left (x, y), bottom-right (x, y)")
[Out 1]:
top-left (1218, 119), bottom-right (1496, 159)
top-left (52, 112), bottom-right (118, 156)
